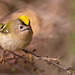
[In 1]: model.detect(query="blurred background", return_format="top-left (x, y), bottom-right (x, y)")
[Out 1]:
top-left (0, 0), bottom-right (75, 75)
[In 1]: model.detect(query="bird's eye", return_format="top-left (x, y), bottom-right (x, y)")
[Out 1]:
top-left (19, 25), bottom-right (23, 29)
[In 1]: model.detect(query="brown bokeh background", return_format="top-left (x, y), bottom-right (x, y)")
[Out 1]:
top-left (0, 0), bottom-right (75, 75)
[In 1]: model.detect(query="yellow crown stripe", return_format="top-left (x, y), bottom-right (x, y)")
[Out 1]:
top-left (19, 15), bottom-right (29, 25)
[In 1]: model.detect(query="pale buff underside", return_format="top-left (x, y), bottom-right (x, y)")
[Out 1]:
top-left (0, 33), bottom-right (32, 51)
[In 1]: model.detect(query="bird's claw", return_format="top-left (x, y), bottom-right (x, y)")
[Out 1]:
top-left (0, 56), bottom-right (5, 63)
top-left (29, 53), bottom-right (33, 61)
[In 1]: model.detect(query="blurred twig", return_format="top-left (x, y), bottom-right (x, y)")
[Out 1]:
top-left (4, 50), bottom-right (45, 75)
top-left (2, 49), bottom-right (75, 75)
top-left (23, 49), bottom-right (75, 75)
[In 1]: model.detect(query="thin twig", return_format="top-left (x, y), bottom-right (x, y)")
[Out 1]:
top-left (22, 49), bottom-right (75, 75)
top-left (5, 50), bottom-right (45, 75)
top-left (23, 49), bottom-right (59, 61)
top-left (3, 49), bottom-right (75, 75)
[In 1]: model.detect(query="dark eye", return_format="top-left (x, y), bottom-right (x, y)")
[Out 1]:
top-left (20, 25), bottom-right (23, 29)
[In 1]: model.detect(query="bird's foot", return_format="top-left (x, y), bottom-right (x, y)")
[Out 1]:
top-left (0, 56), bottom-right (5, 63)
top-left (29, 53), bottom-right (33, 61)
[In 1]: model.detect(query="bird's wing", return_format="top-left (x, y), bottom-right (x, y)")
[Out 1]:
top-left (0, 23), bottom-right (6, 31)
top-left (0, 24), bottom-right (8, 33)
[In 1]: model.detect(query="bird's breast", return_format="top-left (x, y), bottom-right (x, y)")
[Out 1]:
top-left (0, 32), bottom-right (32, 51)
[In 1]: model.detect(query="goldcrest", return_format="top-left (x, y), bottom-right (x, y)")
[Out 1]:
top-left (0, 15), bottom-right (33, 52)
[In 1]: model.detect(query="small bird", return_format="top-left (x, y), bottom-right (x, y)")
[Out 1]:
top-left (0, 15), bottom-right (33, 62)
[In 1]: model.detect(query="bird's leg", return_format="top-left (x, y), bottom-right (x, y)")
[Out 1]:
top-left (13, 54), bottom-right (16, 58)
top-left (0, 50), bottom-right (6, 63)
top-left (22, 49), bottom-right (33, 61)
top-left (29, 53), bottom-right (33, 61)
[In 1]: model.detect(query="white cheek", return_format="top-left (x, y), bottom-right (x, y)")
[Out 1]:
top-left (25, 30), bottom-right (29, 32)
top-left (6, 29), bottom-right (9, 33)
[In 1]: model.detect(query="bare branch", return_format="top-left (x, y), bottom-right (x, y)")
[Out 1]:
top-left (2, 49), bottom-right (75, 75)
top-left (22, 49), bottom-right (75, 75)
